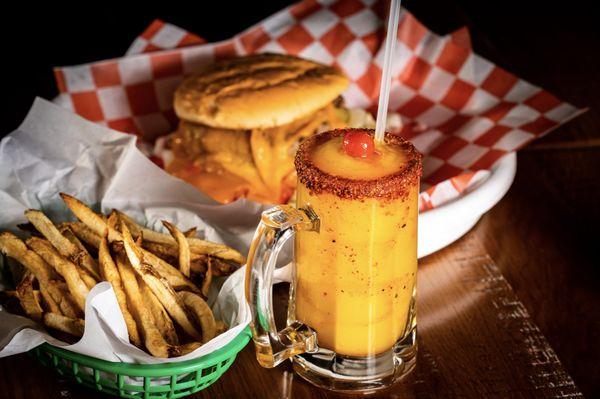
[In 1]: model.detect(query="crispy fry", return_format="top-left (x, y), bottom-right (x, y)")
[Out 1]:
top-left (201, 257), bottom-right (213, 298)
top-left (115, 254), bottom-right (174, 358)
top-left (141, 241), bottom-right (178, 262)
top-left (32, 290), bottom-right (43, 307)
top-left (107, 211), bottom-right (119, 231)
top-left (140, 248), bottom-right (199, 292)
top-left (141, 242), bottom-right (219, 268)
top-left (0, 232), bottom-right (58, 283)
top-left (46, 280), bottom-right (80, 318)
top-left (121, 223), bottom-right (202, 341)
top-left (39, 285), bottom-right (61, 314)
top-left (99, 235), bottom-right (141, 347)
top-left (190, 258), bottom-right (208, 275)
top-left (187, 238), bottom-right (246, 265)
top-left (178, 291), bottom-right (217, 343)
top-left (26, 237), bottom-right (89, 312)
top-left (60, 193), bottom-right (121, 242)
top-left (140, 280), bottom-right (178, 346)
top-left (162, 221), bottom-right (191, 278)
top-left (59, 227), bottom-right (100, 289)
top-left (16, 272), bottom-right (43, 322)
top-left (183, 227), bottom-right (197, 238)
top-left (116, 210), bottom-right (245, 264)
top-left (179, 342), bottom-right (202, 356)
top-left (61, 195), bottom-right (199, 293)
top-left (212, 258), bottom-right (239, 276)
top-left (64, 222), bottom-right (101, 249)
top-left (78, 268), bottom-right (98, 290)
top-left (43, 313), bottom-right (84, 337)
top-left (190, 256), bottom-right (237, 277)
top-left (215, 320), bottom-right (228, 335)
top-left (58, 225), bottom-right (86, 250)
top-left (25, 210), bottom-right (100, 280)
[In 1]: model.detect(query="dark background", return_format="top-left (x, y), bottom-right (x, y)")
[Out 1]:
top-left (2, 1), bottom-right (598, 134)
top-left (1, 0), bottom-right (598, 396)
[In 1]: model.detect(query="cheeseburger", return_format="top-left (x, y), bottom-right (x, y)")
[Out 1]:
top-left (166, 53), bottom-right (350, 204)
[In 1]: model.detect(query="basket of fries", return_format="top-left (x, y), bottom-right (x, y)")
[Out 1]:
top-left (0, 193), bottom-right (251, 398)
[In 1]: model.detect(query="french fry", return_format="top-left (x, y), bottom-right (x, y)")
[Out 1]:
top-left (0, 232), bottom-right (58, 284)
top-left (115, 254), bottom-right (175, 358)
top-left (46, 280), bottom-right (80, 318)
top-left (142, 242), bottom-right (238, 281)
top-left (25, 210), bottom-right (100, 280)
top-left (39, 285), bottom-right (61, 314)
top-left (57, 227), bottom-right (100, 289)
top-left (135, 248), bottom-right (199, 293)
top-left (179, 342), bottom-right (202, 356)
top-left (183, 227), bottom-right (197, 238)
top-left (215, 320), bottom-right (228, 335)
top-left (190, 258), bottom-right (208, 275)
top-left (121, 223), bottom-right (202, 341)
top-left (59, 225), bottom-right (87, 251)
top-left (60, 225), bottom-right (99, 260)
top-left (26, 237), bottom-right (89, 312)
top-left (141, 241), bottom-right (179, 262)
top-left (61, 194), bottom-right (199, 293)
top-left (78, 268), bottom-right (98, 290)
top-left (187, 238), bottom-right (246, 266)
top-left (140, 279), bottom-right (178, 346)
top-left (98, 235), bottom-right (141, 347)
top-left (201, 257), bottom-right (213, 298)
top-left (0, 233), bottom-right (74, 317)
top-left (16, 272), bottom-right (43, 322)
top-left (178, 291), bottom-right (217, 343)
top-left (116, 210), bottom-right (245, 264)
top-left (64, 222), bottom-right (101, 249)
top-left (162, 221), bottom-right (191, 278)
top-left (32, 290), bottom-right (43, 307)
top-left (107, 211), bottom-right (119, 231)
top-left (43, 313), bottom-right (84, 337)
top-left (60, 193), bottom-right (121, 242)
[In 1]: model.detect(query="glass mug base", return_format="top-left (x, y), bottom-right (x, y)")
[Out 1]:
top-left (291, 326), bottom-right (417, 394)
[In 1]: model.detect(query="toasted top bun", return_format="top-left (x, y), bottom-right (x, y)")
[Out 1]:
top-left (174, 53), bottom-right (349, 130)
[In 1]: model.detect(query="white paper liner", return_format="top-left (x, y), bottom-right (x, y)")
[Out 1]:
top-left (0, 98), bottom-right (272, 363)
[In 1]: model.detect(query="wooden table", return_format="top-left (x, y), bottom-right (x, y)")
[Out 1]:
top-left (0, 2), bottom-right (598, 398)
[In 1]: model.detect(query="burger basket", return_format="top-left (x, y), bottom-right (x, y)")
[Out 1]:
top-left (28, 328), bottom-right (251, 399)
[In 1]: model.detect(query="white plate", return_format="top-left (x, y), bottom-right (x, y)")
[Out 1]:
top-left (418, 153), bottom-right (517, 258)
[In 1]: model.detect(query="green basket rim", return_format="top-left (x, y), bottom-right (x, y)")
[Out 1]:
top-left (34, 326), bottom-right (251, 376)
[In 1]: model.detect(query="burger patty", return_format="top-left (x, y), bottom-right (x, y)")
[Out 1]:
top-left (168, 102), bottom-right (347, 201)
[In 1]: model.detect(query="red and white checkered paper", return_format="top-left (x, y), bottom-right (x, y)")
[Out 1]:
top-left (53, 0), bottom-right (583, 211)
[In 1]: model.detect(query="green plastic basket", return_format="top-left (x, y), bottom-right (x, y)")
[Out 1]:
top-left (29, 327), bottom-right (251, 399)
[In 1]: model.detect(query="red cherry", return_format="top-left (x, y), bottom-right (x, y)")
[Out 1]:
top-left (343, 131), bottom-right (375, 158)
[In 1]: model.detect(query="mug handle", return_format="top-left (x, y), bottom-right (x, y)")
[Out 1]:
top-left (245, 205), bottom-right (320, 368)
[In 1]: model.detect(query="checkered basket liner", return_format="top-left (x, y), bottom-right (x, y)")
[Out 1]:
top-left (53, 0), bottom-right (584, 211)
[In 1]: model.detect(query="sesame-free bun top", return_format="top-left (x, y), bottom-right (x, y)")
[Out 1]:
top-left (174, 53), bottom-right (349, 130)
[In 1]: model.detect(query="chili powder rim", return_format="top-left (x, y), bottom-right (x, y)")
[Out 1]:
top-left (294, 128), bottom-right (422, 201)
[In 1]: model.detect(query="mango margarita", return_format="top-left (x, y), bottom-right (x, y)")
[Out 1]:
top-left (294, 129), bottom-right (421, 357)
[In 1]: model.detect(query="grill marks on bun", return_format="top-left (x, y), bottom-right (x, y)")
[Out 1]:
top-left (174, 54), bottom-right (349, 130)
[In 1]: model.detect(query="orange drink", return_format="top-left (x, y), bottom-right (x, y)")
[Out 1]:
top-left (294, 131), bottom-right (419, 356)
top-left (246, 128), bottom-right (421, 392)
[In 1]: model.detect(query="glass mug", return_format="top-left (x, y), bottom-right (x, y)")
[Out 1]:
top-left (245, 129), bottom-right (422, 393)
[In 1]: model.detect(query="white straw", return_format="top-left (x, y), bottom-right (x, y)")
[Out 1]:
top-left (374, 0), bottom-right (402, 142)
